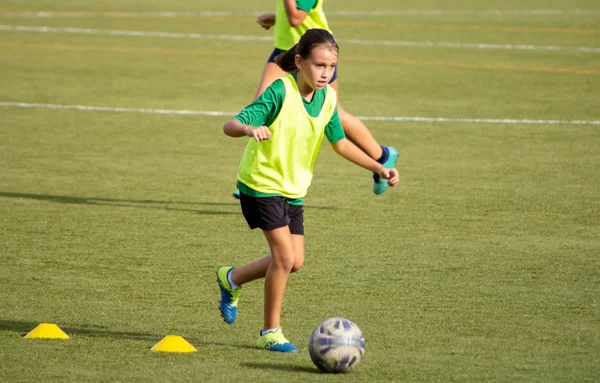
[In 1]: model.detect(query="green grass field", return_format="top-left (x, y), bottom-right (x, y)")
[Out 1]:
top-left (1, 0), bottom-right (599, 381)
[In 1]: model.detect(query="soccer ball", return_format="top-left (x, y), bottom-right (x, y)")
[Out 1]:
top-left (308, 317), bottom-right (365, 373)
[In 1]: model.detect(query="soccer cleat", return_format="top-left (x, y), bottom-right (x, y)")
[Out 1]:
top-left (373, 146), bottom-right (399, 195)
top-left (232, 189), bottom-right (240, 199)
top-left (216, 266), bottom-right (241, 324)
top-left (257, 327), bottom-right (299, 353)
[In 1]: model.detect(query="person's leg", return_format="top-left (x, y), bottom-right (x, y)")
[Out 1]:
top-left (256, 204), bottom-right (304, 352)
top-left (290, 234), bottom-right (305, 273)
top-left (229, 233), bottom-right (304, 286)
top-left (234, 200), bottom-right (305, 282)
top-left (262, 226), bottom-right (294, 330)
top-left (230, 256), bottom-right (270, 285)
top-left (217, 234), bottom-right (302, 327)
top-left (254, 62), bottom-right (287, 100)
top-left (329, 80), bottom-right (383, 160)
top-left (329, 80), bottom-right (399, 195)
top-left (255, 226), bottom-right (300, 352)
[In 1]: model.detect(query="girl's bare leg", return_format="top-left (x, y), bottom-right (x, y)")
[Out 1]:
top-left (329, 80), bottom-right (383, 160)
top-left (254, 62), bottom-right (287, 100)
top-left (231, 256), bottom-right (270, 285)
top-left (231, 234), bottom-right (304, 286)
top-left (230, 230), bottom-right (304, 330)
top-left (261, 226), bottom-right (295, 329)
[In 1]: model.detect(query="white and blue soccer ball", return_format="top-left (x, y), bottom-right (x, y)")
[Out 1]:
top-left (308, 317), bottom-right (365, 373)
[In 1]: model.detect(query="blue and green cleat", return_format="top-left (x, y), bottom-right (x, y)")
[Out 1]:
top-left (232, 189), bottom-right (240, 199)
top-left (216, 266), bottom-right (241, 324)
top-left (257, 327), bottom-right (299, 353)
top-left (373, 146), bottom-right (399, 195)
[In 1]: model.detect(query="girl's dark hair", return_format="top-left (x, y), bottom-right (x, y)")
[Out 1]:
top-left (275, 28), bottom-right (339, 72)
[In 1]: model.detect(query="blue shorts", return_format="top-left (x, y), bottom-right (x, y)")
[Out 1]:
top-left (268, 48), bottom-right (338, 83)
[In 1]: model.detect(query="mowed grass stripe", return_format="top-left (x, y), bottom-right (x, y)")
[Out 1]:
top-left (2, 102), bottom-right (600, 126)
top-left (1, 3), bottom-right (599, 381)
top-left (1, 40), bottom-right (598, 75)
top-left (2, 25), bottom-right (599, 53)
top-left (2, 11), bottom-right (600, 35)
top-left (2, 8), bottom-right (600, 17)
top-left (335, 21), bottom-right (600, 35)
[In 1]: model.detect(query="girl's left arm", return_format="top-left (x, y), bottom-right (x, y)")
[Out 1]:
top-left (331, 138), bottom-right (400, 186)
top-left (283, 0), bottom-right (308, 27)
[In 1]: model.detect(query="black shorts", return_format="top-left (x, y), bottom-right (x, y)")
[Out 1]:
top-left (239, 192), bottom-right (304, 235)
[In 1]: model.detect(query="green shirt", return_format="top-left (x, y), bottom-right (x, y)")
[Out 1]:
top-left (234, 76), bottom-right (343, 143)
top-left (274, 0), bottom-right (331, 50)
top-left (234, 74), bottom-right (344, 205)
top-left (296, 0), bottom-right (318, 12)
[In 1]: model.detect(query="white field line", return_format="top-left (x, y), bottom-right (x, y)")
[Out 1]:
top-left (2, 102), bottom-right (599, 126)
top-left (0, 25), bottom-right (272, 42)
top-left (330, 9), bottom-right (600, 16)
top-left (1, 9), bottom-right (600, 18)
top-left (1, 25), bottom-right (599, 53)
top-left (0, 102), bottom-right (233, 117)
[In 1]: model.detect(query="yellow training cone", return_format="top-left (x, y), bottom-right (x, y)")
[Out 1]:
top-left (151, 335), bottom-right (197, 353)
top-left (24, 323), bottom-right (70, 339)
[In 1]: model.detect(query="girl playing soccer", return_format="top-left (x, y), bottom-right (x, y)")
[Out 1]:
top-left (232, 0), bottom-right (398, 198)
top-left (217, 28), bottom-right (399, 352)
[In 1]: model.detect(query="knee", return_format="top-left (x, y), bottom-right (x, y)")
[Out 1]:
top-left (272, 251), bottom-right (296, 271)
top-left (290, 257), bottom-right (304, 273)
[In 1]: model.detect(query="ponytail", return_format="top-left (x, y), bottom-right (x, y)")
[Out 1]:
top-left (275, 43), bottom-right (299, 72)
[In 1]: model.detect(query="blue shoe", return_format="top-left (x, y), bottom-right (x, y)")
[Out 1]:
top-left (216, 266), bottom-right (241, 324)
top-left (232, 189), bottom-right (240, 199)
top-left (373, 146), bottom-right (398, 195)
top-left (257, 327), bottom-right (299, 353)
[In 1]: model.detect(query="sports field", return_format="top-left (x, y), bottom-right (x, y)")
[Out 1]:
top-left (1, 0), bottom-right (599, 381)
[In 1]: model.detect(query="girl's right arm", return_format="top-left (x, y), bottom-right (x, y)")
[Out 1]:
top-left (223, 120), bottom-right (272, 142)
top-left (224, 78), bottom-right (285, 142)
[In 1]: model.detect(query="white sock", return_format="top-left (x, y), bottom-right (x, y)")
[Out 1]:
top-left (227, 269), bottom-right (239, 290)
top-left (260, 327), bottom-right (280, 336)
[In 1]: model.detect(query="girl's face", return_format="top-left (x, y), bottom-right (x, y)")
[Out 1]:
top-left (295, 45), bottom-right (338, 91)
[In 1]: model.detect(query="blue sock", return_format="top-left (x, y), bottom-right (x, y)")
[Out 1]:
top-left (260, 327), bottom-right (280, 336)
top-left (376, 145), bottom-right (390, 165)
top-left (374, 146), bottom-right (390, 181)
top-left (227, 269), bottom-right (239, 290)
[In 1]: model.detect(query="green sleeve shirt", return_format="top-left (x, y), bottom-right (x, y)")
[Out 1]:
top-left (233, 75), bottom-right (344, 203)
top-left (234, 78), bottom-right (345, 144)
top-left (296, 0), bottom-right (318, 12)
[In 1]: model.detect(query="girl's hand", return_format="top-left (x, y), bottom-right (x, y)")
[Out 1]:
top-left (245, 126), bottom-right (272, 142)
top-left (378, 167), bottom-right (400, 187)
top-left (257, 13), bottom-right (276, 30)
